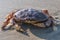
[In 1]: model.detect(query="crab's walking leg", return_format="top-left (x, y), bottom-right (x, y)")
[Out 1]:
top-left (15, 24), bottom-right (25, 32)
top-left (15, 22), bottom-right (25, 32)
top-left (13, 18), bottom-right (25, 32)
top-left (42, 9), bottom-right (49, 15)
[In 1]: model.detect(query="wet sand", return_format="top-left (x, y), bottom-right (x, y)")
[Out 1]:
top-left (0, 0), bottom-right (60, 40)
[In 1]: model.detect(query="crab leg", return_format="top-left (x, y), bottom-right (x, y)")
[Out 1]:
top-left (13, 17), bottom-right (25, 32)
top-left (14, 21), bottom-right (25, 32)
top-left (15, 24), bottom-right (25, 32)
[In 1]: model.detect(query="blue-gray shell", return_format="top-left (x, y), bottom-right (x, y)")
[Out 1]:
top-left (14, 8), bottom-right (48, 22)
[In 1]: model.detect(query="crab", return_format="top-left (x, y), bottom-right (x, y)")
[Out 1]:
top-left (1, 8), bottom-right (55, 32)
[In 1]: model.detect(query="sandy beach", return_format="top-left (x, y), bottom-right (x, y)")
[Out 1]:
top-left (0, 0), bottom-right (60, 40)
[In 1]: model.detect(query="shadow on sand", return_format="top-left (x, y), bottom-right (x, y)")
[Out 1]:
top-left (3, 23), bottom-right (59, 39)
top-left (16, 23), bottom-right (54, 39)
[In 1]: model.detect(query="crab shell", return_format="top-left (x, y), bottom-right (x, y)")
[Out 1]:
top-left (13, 8), bottom-right (54, 28)
top-left (1, 8), bottom-right (54, 32)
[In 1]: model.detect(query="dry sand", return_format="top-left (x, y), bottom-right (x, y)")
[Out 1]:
top-left (0, 0), bottom-right (60, 40)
